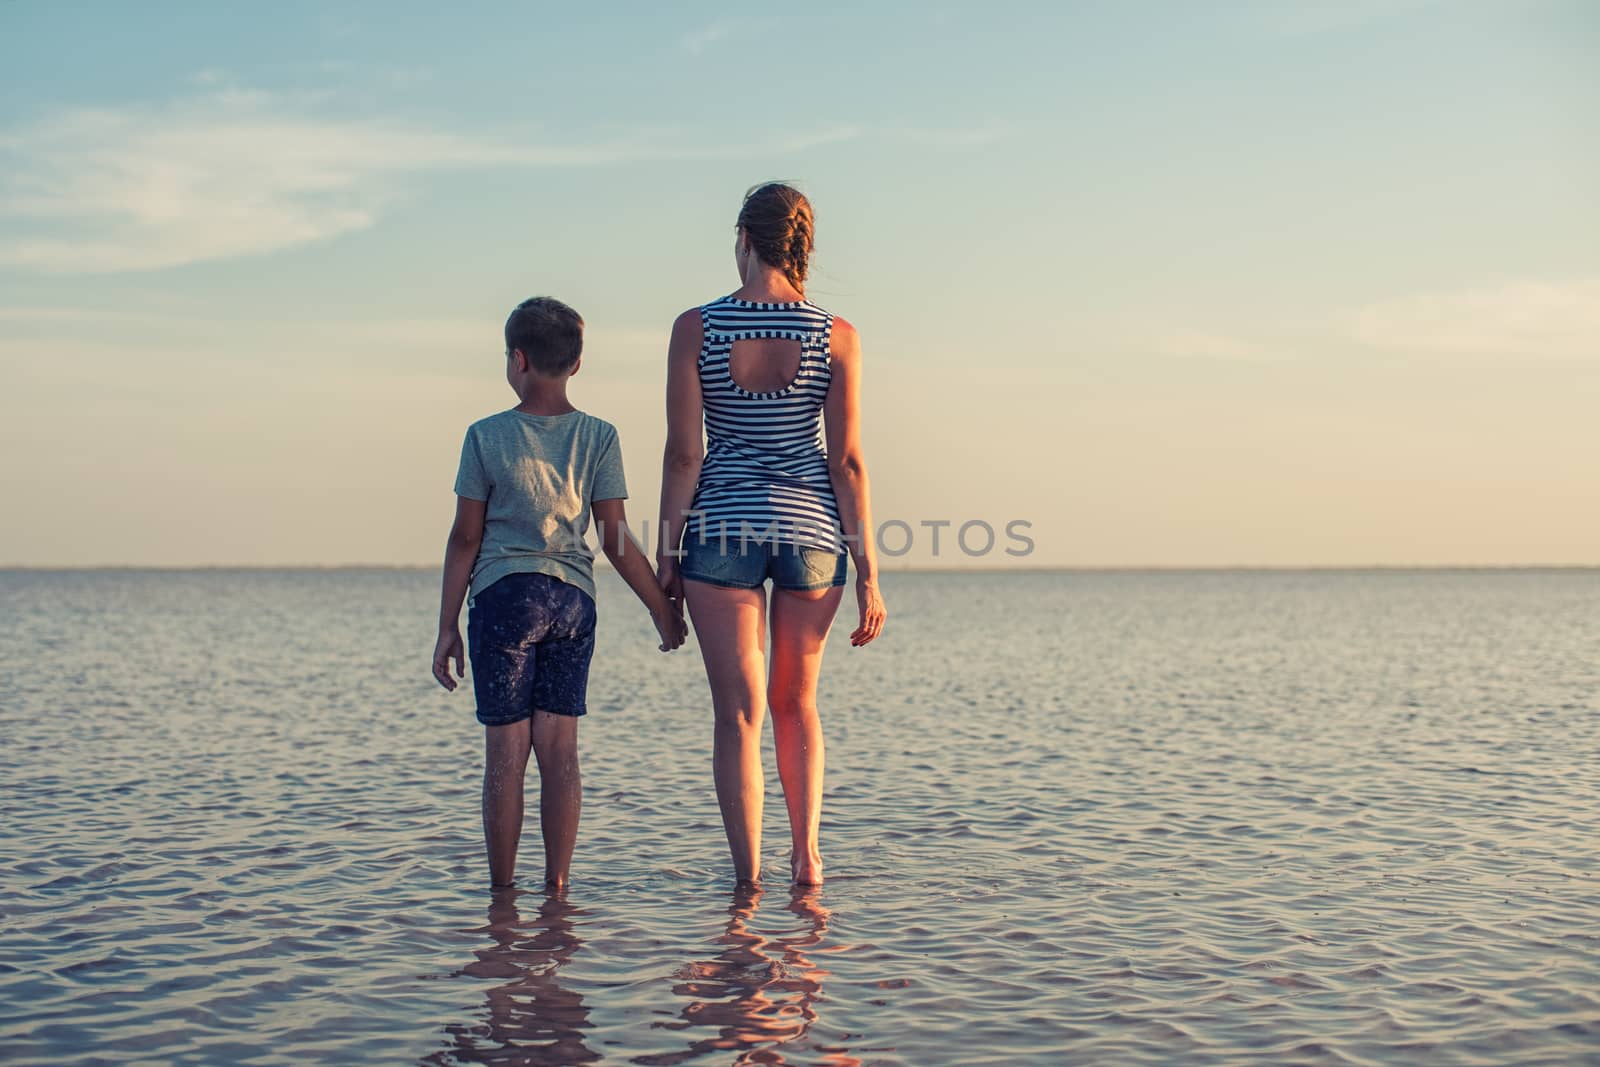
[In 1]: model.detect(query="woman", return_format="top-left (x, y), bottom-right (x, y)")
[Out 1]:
top-left (656, 182), bottom-right (886, 887)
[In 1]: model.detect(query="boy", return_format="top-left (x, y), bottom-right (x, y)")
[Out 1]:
top-left (432, 296), bottom-right (685, 892)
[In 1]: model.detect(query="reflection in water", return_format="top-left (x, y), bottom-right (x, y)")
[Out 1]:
top-left (637, 886), bottom-right (859, 1067)
top-left (424, 891), bottom-right (599, 1066)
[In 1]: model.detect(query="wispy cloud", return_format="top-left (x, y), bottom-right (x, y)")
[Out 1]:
top-left (0, 306), bottom-right (193, 328)
top-left (679, 19), bottom-right (741, 54)
top-left (0, 305), bottom-right (666, 371)
top-left (1154, 330), bottom-right (1286, 362)
top-left (1352, 279), bottom-right (1600, 360)
top-left (1143, 278), bottom-right (1600, 365)
top-left (677, 15), bottom-right (812, 55)
top-left (0, 91), bottom-right (859, 274)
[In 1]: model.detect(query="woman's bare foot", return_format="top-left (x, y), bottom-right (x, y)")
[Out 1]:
top-left (790, 848), bottom-right (823, 886)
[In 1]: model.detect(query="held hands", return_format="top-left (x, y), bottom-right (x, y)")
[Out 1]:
top-left (654, 555), bottom-right (688, 652)
top-left (432, 627), bottom-right (465, 690)
top-left (850, 575), bottom-right (887, 647)
top-left (652, 604), bottom-right (688, 652)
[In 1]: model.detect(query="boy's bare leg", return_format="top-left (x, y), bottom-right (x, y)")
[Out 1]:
top-left (483, 719), bottom-right (532, 888)
top-left (684, 580), bottom-right (769, 886)
top-left (530, 710), bottom-right (581, 890)
top-left (768, 584), bottom-right (844, 886)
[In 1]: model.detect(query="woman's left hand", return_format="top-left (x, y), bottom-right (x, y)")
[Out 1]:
top-left (850, 576), bottom-right (886, 647)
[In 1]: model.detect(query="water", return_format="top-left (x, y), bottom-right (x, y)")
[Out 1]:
top-left (1, 568), bottom-right (1597, 1066)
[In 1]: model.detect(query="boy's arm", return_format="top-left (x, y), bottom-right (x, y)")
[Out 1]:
top-left (433, 496), bottom-right (486, 690)
top-left (594, 497), bottom-right (686, 652)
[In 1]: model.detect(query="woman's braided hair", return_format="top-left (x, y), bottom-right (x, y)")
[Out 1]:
top-left (736, 182), bottom-right (814, 294)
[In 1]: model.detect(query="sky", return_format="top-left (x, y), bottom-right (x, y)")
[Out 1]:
top-left (1, 0), bottom-right (1596, 568)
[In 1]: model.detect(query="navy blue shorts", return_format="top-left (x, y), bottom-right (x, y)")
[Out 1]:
top-left (467, 572), bottom-right (596, 724)
top-left (680, 537), bottom-right (848, 591)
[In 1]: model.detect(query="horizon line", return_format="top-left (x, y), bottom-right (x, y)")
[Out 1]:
top-left (2, 563), bottom-right (1597, 574)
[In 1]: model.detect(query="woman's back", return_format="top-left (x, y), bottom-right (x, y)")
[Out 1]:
top-left (690, 295), bottom-right (841, 552)
top-left (656, 181), bottom-right (886, 887)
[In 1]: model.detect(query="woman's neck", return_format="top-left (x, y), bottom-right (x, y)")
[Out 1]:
top-left (735, 263), bottom-right (803, 304)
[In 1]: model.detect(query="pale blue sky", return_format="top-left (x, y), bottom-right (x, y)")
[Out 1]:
top-left (2, 1), bottom-right (1596, 566)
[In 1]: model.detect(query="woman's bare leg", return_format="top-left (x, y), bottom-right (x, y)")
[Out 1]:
top-left (685, 580), bottom-right (769, 885)
top-left (768, 584), bottom-right (844, 885)
top-left (530, 710), bottom-right (581, 890)
top-left (483, 719), bottom-right (532, 888)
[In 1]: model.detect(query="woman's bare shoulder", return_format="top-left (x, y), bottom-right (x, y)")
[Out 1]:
top-left (668, 307), bottom-right (705, 353)
top-left (829, 314), bottom-right (860, 358)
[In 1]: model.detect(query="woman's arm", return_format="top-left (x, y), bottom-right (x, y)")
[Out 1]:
top-left (433, 495), bottom-right (485, 690)
top-left (655, 308), bottom-right (705, 598)
top-left (823, 317), bottom-right (887, 647)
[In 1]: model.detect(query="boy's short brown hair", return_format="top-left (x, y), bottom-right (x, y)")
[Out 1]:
top-left (505, 297), bottom-right (584, 375)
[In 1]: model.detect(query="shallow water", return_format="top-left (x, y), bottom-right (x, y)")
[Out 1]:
top-left (1, 568), bottom-right (1597, 1065)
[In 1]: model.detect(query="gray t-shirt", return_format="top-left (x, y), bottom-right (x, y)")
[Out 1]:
top-left (453, 409), bottom-right (628, 602)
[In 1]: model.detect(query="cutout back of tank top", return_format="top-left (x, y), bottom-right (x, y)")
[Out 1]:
top-left (727, 337), bottom-right (803, 395)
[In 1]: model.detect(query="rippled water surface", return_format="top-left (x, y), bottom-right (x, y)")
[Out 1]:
top-left (2, 568), bottom-right (1597, 1065)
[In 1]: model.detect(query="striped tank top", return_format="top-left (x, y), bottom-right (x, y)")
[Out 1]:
top-left (688, 295), bottom-right (843, 553)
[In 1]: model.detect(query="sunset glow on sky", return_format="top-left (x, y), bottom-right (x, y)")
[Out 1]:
top-left (2, 1), bottom-right (1595, 567)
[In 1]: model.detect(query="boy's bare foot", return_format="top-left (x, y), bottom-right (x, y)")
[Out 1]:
top-left (544, 876), bottom-right (568, 894)
top-left (790, 849), bottom-right (824, 886)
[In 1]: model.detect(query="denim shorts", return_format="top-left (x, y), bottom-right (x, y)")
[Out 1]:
top-left (680, 537), bottom-right (848, 591)
top-left (467, 572), bottom-right (597, 724)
